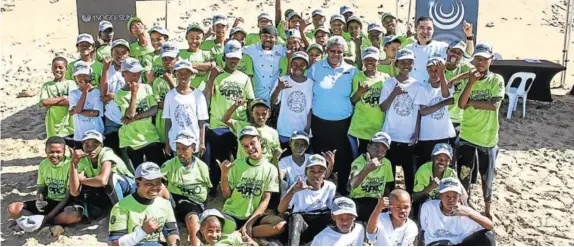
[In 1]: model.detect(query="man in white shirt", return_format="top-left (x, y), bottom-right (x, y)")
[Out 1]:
top-left (162, 60), bottom-right (208, 156)
top-left (311, 197), bottom-right (365, 246)
top-left (378, 49), bottom-right (426, 194)
top-left (278, 154), bottom-right (336, 246)
top-left (420, 178), bottom-right (495, 246)
top-left (366, 189), bottom-right (418, 246)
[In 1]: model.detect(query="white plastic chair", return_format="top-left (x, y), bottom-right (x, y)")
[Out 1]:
top-left (505, 72), bottom-right (536, 119)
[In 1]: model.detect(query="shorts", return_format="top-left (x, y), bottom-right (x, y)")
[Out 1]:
top-left (171, 194), bottom-right (204, 223)
top-left (23, 199), bottom-right (60, 215)
top-left (225, 213), bottom-right (263, 229)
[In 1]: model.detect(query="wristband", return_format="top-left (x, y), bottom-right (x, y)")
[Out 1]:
top-left (466, 36), bottom-right (474, 40)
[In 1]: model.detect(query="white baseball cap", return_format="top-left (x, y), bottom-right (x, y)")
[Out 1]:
top-left (371, 131), bottom-right (391, 149)
top-left (82, 130), bottom-right (104, 143)
top-left (199, 209), bottom-right (237, 234)
top-left (148, 25), bottom-right (169, 37)
top-left (213, 14), bottom-right (228, 26)
top-left (439, 177), bottom-right (463, 195)
top-left (473, 43), bottom-right (494, 59)
top-left (135, 162), bottom-right (164, 180)
top-left (76, 33), bottom-right (95, 45)
top-left (306, 154), bottom-right (327, 169)
top-left (396, 48), bottom-right (415, 61)
top-left (332, 197), bottom-right (358, 217)
top-left (121, 57), bottom-right (143, 73)
top-left (340, 5), bottom-right (355, 15)
top-left (362, 46), bottom-right (380, 61)
top-left (291, 51), bottom-right (310, 64)
top-left (98, 21), bottom-right (113, 32)
top-left (73, 60), bottom-right (91, 77)
top-left (174, 60), bottom-right (198, 74)
top-left (160, 41), bottom-right (179, 58)
top-left (312, 9), bottom-right (326, 17)
top-left (432, 143), bottom-right (453, 160)
top-left (224, 40), bottom-right (243, 59)
top-left (175, 131), bottom-right (197, 146)
top-left (258, 12), bottom-right (272, 22)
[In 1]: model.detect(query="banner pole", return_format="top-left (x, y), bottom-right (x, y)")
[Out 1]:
top-left (165, 0), bottom-right (168, 29)
top-left (561, 0), bottom-right (572, 88)
top-left (407, 0), bottom-right (413, 25)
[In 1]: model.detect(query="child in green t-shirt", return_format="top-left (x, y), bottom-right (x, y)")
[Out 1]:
top-left (39, 57), bottom-right (77, 139)
top-left (95, 21), bottom-right (114, 62)
top-left (151, 41), bottom-right (179, 146)
top-left (181, 24), bottom-right (216, 90)
top-left (219, 126), bottom-right (285, 239)
top-left (65, 34), bottom-right (103, 88)
top-left (377, 35), bottom-right (402, 76)
top-left (348, 132), bottom-right (394, 222)
top-left (223, 98), bottom-right (281, 165)
top-left (127, 17), bottom-right (154, 63)
top-left (7, 137), bottom-right (82, 228)
top-left (201, 15), bottom-right (228, 67)
top-left (413, 143), bottom-right (458, 204)
top-left (306, 44), bottom-right (324, 67)
top-left (160, 131), bottom-right (212, 246)
top-left (115, 58), bottom-right (163, 169)
top-left (198, 209), bottom-right (257, 246)
top-left (349, 47), bottom-right (390, 158)
top-left (69, 130), bottom-right (135, 219)
top-left (142, 25), bottom-right (169, 85)
top-left (229, 27), bottom-right (255, 79)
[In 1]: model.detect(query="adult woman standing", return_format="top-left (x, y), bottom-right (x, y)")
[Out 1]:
top-left (307, 36), bottom-right (358, 196)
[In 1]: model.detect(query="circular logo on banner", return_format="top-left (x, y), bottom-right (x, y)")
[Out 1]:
top-left (428, 0), bottom-right (464, 30)
top-left (81, 14), bottom-right (91, 23)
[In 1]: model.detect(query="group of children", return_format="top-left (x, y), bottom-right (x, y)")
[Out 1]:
top-left (7, 1), bottom-right (505, 246)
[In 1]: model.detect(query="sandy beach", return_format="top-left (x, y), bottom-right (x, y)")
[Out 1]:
top-left (1, 0), bottom-right (574, 245)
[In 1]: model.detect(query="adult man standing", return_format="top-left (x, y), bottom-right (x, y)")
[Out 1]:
top-left (406, 17), bottom-right (475, 84)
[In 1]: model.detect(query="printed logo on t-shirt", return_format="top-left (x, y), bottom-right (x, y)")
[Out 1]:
top-left (174, 104), bottom-right (194, 129)
top-left (470, 90), bottom-right (491, 101)
top-left (393, 93), bottom-right (414, 117)
top-left (429, 97), bottom-right (445, 120)
top-left (361, 177), bottom-right (385, 194)
top-left (177, 182), bottom-right (203, 197)
top-left (46, 178), bottom-right (67, 199)
top-left (220, 82), bottom-right (243, 101)
top-left (135, 100), bottom-right (150, 114)
top-left (432, 229), bottom-right (459, 241)
top-left (235, 177), bottom-right (264, 197)
top-left (362, 87), bottom-right (382, 107)
top-left (79, 101), bottom-right (95, 123)
top-left (287, 90), bottom-right (307, 113)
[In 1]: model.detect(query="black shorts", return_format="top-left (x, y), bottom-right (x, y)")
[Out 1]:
top-left (23, 199), bottom-right (60, 215)
top-left (172, 194), bottom-right (204, 223)
top-left (352, 197), bottom-right (379, 222)
top-left (225, 213), bottom-right (263, 229)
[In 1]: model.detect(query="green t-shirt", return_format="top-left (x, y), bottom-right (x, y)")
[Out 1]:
top-left (209, 71), bottom-right (255, 129)
top-left (213, 232), bottom-right (245, 246)
top-left (65, 60), bottom-right (104, 88)
top-left (222, 158), bottom-right (279, 220)
top-left (445, 62), bottom-right (474, 123)
top-left (115, 85), bottom-right (160, 149)
top-left (77, 147), bottom-right (134, 178)
top-left (413, 161), bottom-right (456, 200)
top-left (237, 54), bottom-right (254, 77)
top-left (96, 45), bottom-right (112, 62)
top-left (348, 72), bottom-right (389, 140)
top-left (349, 154), bottom-right (394, 199)
top-left (231, 121), bottom-right (280, 163)
top-left (37, 157), bottom-right (71, 201)
top-left (244, 33), bottom-right (286, 47)
top-left (130, 41), bottom-right (155, 63)
top-left (397, 35), bottom-right (415, 48)
top-left (459, 73), bottom-right (505, 147)
top-left (109, 195), bottom-right (176, 244)
top-left (151, 77), bottom-right (172, 143)
top-left (200, 41), bottom-right (225, 67)
top-left (179, 49), bottom-right (213, 89)
top-left (377, 64), bottom-right (397, 77)
top-left (38, 80), bottom-right (77, 138)
top-left (161, 157), bottom-right (212, 204)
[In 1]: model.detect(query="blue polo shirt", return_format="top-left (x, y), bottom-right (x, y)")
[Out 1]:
top-left (308, 59), bottom-right (358, 121)
top-left (243, 44), bottom-right (286, 103)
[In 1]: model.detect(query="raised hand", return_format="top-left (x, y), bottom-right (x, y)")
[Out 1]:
top-left (391, 84), bottom-right (406, 96)
top-left (233, 17), bottom-right (245, 28)
top-left (450, 203), bottom-right (474, 217)
top-left (427, 177), bottom-right (440, 191)
top-left (321, 150), bottom-right (336, 169)
top-left (234, 97), bottom-right (245, 107)
top-left (292, 176), bottom-right (311, 193)
top-left (358, 82), bottom-right (369, 94)
top-left (129, 80), bottom-right (139, 93)
top-left (275, 148), bottom-right (287, 160)
top-left (216, 157), bottom-right (235, 174)
top-left (142, 214), bottom-right (160, 234)
top-left (103, 57), bottom-right (112, 70)
top-left (209, 66), bottom-right (224, 80)
top-left (69, 147), bottom-right (85, 168)
top-left (365, 153), bottom-right (382, 172)
top-left (462, 20), bottom-right (474, 38)
top-left (164, 143), bottom-right (172, 157)
top-left (376, 193), bottom-right (390, 210)
top-left (277, 78), bottom-right (291, 91)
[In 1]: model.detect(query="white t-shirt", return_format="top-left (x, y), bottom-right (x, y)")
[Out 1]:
top-left (104, 65), bottom-right (126, 125)
top-left (273, 76), bottom-right (314, 137)
top-left (312, 224), bottom-right (365, 246)
top-left (162, 88), bottom-right (209, 151)
top-left (279, 154), bottom-right (310, 188)
top-left (379, 77), bottom-right (426, 143)
top-left (288, 180), bottom-right (336, 213)
top-left (420, 200), bottom-right (483, 245)
top-left (367, 212), bottom-right (418, 246)
top-left (419, 83), bottom-right (456, 141)
top-left (69, 89), bottom-right (104, 141)
top-left (406, 40), bottom-right (449, 84)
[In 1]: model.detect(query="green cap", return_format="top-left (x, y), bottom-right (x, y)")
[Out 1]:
top-left (111, 39), bottom-right (130, 51)
top-left (127, 17), bottom-right (143, 30)
top-left (306, 43), bottom-right (324, 53)
top-left (186, 23), bottom-right (204, 34)
top-left (381, 12), bottom-right (396, 21)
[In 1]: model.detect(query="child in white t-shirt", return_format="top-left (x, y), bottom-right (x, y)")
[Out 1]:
top-left (311, 197), bottom-right (365, 246)
top-left (69, 61), bottom-right (104, 149)
top-left (271, 51), bottom-right (313, 154)
top-left (278, 154), bottom-right (336, 246)
top-left (366, 189), bottom-right (418, 246)
top-left (378, 48), bottom-right (426, 194)
top-left (417, 57), bottom-right (456, 167)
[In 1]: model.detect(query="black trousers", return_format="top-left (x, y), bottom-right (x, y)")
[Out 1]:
top-left (126, 142), bottom-right (165, 169)
top-left (353, 197), bottom-right (379, 222)
top-left (310, 115), bottom-right (353, 195)
top-left (206, 128), bottom-right (238, 189)
top-left (427, 229), bottom-right (496, 246)
top-left (288, 212), bottom-right (332, 246)
top-left (386, 142), bottom-right (417, 193)
top-left (416, 138), bottom-right (451, 168)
